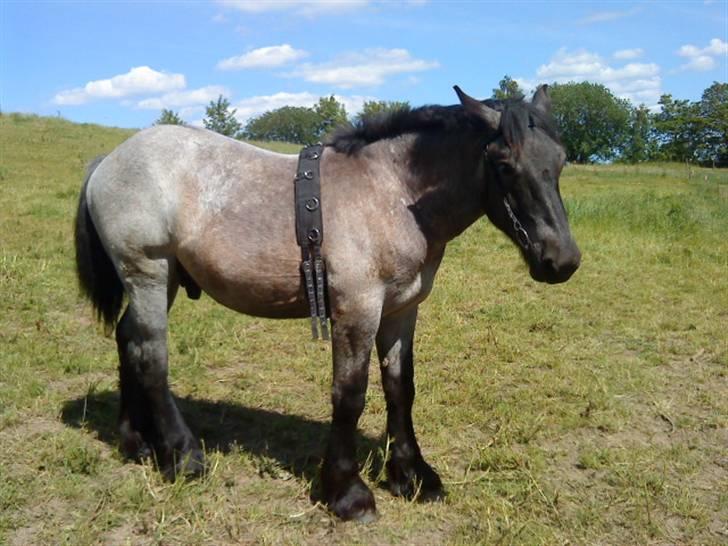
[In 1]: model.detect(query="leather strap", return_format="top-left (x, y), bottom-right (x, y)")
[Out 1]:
top-left (294, 144), bottom-right (329, 340)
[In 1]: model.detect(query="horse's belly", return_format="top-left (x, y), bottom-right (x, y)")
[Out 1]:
top-left (209, 273), bottom-right (308, 319)
top-left (177, 245), bottom-right (308, 319)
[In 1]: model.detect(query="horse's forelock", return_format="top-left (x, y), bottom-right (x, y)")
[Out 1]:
top-left (494, 100), bottom-right (561, 154)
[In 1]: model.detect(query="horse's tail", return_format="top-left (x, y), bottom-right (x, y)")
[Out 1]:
top-left (74, 156), bottom-right (125, 331)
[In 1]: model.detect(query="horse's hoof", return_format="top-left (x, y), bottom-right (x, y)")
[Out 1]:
top-left (327, 477), bottom-right (378, 522)
top-left (162, 448), bottom-right (205, 481)
top-left (388, 458), bottom-right (445, 502)
top-left (178, 448), bottom-right (206, 477)
top-left (417, 483), bottom-right (446, 503)
top-left (119, 423), bottom-right (152, 462)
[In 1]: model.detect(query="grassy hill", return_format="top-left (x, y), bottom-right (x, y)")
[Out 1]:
top-left (1, 113), bottom-right (726, 545)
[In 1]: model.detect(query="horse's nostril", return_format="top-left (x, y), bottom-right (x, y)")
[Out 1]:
top-left (543, 257), bottom-right (557, 274)
top-left (540, 238), bottom-right (580, 279)
top-left (538, 248), bottom-right (579, 283)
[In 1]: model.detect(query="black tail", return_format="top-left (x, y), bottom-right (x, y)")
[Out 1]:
top-left (74, 156), bottom-right (125, 331)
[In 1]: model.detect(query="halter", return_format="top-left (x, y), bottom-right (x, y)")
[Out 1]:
top-left (484, 141), bottom-right (533, 252)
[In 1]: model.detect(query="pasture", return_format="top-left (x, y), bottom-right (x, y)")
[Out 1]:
top-left (0, 113), bottom-right (726, 545)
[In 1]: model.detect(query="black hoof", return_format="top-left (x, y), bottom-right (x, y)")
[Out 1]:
top-left (387, 458), bottom-right (445, 502)
top-left (162, 446), bottom-right (205, 481)
top-left (119, 421), bottom-right (152, 462)
top-left (326, 476), bottom-right (377, 522)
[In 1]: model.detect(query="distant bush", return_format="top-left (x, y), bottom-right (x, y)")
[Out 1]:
top-left (154, 109), bottom-right (184, 126)
top-left (243, 96), bottom-right (349, 145)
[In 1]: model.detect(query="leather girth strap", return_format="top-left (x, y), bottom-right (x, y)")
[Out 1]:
top-left (294, 143), bottom-right (329, 340)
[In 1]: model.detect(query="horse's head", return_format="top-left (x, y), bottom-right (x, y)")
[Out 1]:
top-left (455, 85), bottom-right (581, 284)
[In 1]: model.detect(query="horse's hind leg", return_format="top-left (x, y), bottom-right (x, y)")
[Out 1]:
top-left (376, 306), bottom-right (444, 501)
top-left (116, 259), bottom-right (203, 479)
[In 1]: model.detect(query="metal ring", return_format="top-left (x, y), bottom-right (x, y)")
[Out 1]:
top-left (304, 170), bottom-right (314, 180)
top-left (305, 197), bottom-right (319, 211)
top-left (308, 228), bottom-right (321, 243)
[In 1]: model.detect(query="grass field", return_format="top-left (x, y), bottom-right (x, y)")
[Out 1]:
top-left (1, 113), bottom-right (726, 545)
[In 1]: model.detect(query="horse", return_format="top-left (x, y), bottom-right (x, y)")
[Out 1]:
top-left (74, 85), bottom-right (580, 522)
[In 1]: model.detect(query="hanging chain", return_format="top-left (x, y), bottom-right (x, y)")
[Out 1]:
top-left (503, 198), bottom-right (532, 250)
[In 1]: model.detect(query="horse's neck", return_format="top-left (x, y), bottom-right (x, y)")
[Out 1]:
top-left (396, 132), bottom-right (487, 244)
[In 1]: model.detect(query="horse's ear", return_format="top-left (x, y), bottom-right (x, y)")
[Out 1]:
top-left (532, 84), bottom-right (551, 114)
top-left (454, 85), bottom-right (500, 130)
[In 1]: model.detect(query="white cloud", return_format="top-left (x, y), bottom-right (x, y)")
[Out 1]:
top-left (681, 56), bottom-right (716, 71)
top-left (578, 8), bottom-right (639, 25)
top-left (533, 48), bottom-right (662, 106)
top-left (217, 44), bottom-right (308, 70)
top-left (335, 95), bottom-right (373, 119)
top-left (232, 91), bottom-right (374, 124)
top-left (235, 91), bottom-right (318, 122)
top-left (215, 0), bottom-right (370, 15)
top-left (137, 86), bottom-right (231, 110)
top-left (677, 38), bottom-right (727, 71)
top-left (705, 38), bottom-right (728, 55)
top-left (179, 106), bottom-right (205, 118)
top-left (288, 48), bottom-right (439, 89)
top-left (53, 66), bottom-right (185, 105)
top-left (613, 48), bottom-right (643, 60)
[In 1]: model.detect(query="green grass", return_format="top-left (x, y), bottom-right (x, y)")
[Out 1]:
top-left (1, 113), bottom-right (726, 544)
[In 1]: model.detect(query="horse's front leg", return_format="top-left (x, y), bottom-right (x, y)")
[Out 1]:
top-left (376, 306), bottom-right (444, 501)
top-left (322, 311), bottom-right (379, 522)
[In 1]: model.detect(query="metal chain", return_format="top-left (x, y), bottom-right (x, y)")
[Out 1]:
top-left (503, 198), bottom-right (532, 250)
top-left (485, 140), bottom-right (533, 252)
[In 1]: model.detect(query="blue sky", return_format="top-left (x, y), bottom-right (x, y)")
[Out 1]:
top-left (2, 1), bottom-right (727, 129)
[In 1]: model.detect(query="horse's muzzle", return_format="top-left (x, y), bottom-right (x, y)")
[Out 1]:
top-left (529, 240), bottom-right (581, 284)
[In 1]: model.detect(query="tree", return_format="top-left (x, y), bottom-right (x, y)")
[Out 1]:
top-left (244, 106), bottom-right (322, 144)
top-left (354, 100), bottom-right (410, 124)
top-left (549, 82), bottom-right (631, 163)
top-left (154, 109), bottom-right (184, 126)
top-left (243, 96), bottom-right (349, 144)
top-left (492, 75), bottom-right (524, 100)
top-left (314, 96), bottom-right (348, 137)
top-left (652, 94), bottom-right (699, 163)
top-left (622, 104), bottom-right (657, 163)
top-left (649, 83), bottom-right (727, 166)
top-left (203, 95), bottom-right (242, 138)
top-left (695, 82), bottom-right (728, 166)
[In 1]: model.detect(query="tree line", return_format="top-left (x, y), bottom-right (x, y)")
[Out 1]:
top-left (156, 78), bottom-right (727, 166)
top-left (157, 95), bottom-right (410, 147)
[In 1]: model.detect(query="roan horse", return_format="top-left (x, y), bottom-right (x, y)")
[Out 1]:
top-left (74, 85), bottom-right (580, 521)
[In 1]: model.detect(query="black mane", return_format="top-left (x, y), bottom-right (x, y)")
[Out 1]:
top-left (327, 99), bottom-right (560, 155)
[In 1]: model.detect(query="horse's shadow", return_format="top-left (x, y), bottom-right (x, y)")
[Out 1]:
top-left (61, 391), bottom-right (383, 491)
